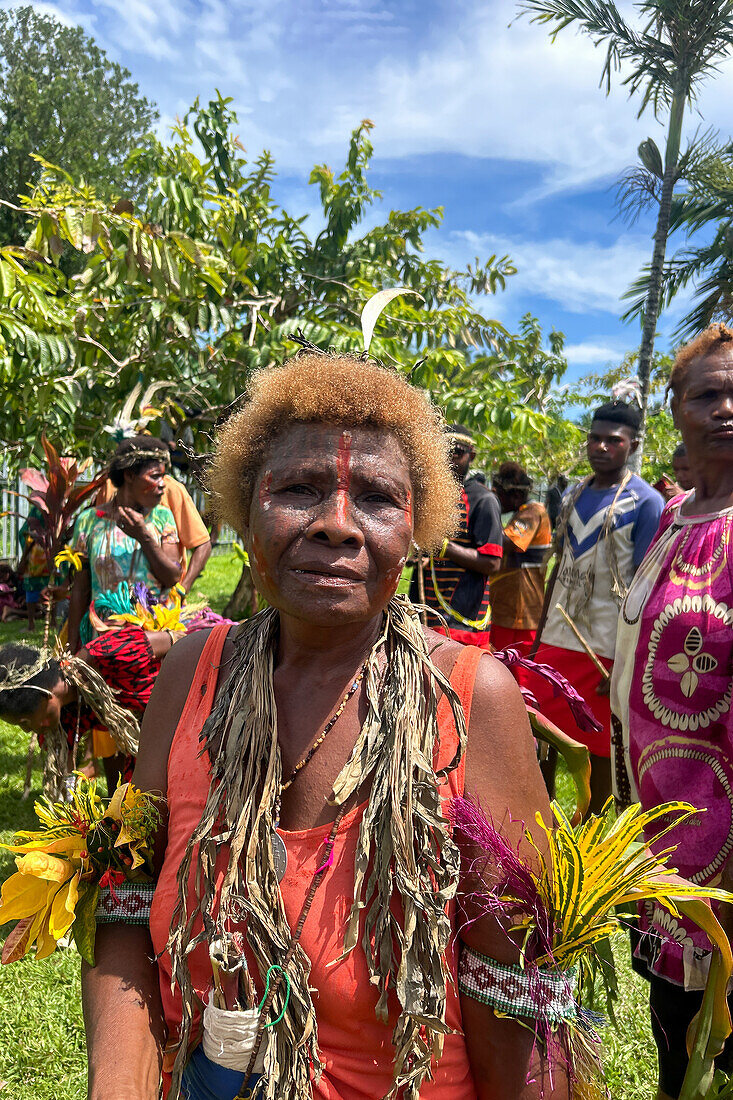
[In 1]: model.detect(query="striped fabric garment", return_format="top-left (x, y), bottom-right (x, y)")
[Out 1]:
top-left (411, 476), bottom-right (502, 634)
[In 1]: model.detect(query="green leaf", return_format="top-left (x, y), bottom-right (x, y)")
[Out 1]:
top-left (72, 883), bottom-right (100, 966)
top-left (638, 137), bottom-right (664, 179)
top-left (63, 208), bottom-right (83, 250)
top-left (0, 258), bottom-right (15, 298)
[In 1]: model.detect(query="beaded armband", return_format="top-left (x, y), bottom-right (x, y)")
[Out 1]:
top-left (95, 881), bottom-right (156, 926)
top-left (458, 943), bottom-right (577, 1025)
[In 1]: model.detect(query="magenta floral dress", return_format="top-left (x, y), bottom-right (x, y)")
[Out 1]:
top-left (612, 492), bottom-right (733, 987)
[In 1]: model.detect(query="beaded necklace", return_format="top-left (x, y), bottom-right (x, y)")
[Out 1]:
top-left (280, 662), bottom-right (367, 792)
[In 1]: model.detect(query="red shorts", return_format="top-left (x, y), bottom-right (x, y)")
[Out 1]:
top-left (490, 624), bottom-right (537, 651)
top-left (531, 643), bottom-right (613, 758)
top-left (435, 625), bottom-right (491, 649)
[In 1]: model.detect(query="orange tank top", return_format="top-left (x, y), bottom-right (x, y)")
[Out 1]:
top-left (149, 625), bottom-right (482, 1099)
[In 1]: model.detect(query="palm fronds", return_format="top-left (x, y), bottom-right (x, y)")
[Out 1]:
top-left (451, 796), bottom-right (733, 1097)
top-left (518, 0), bottom-right (733, 118)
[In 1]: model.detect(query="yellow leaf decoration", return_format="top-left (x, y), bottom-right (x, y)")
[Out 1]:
top-left (524, 799), bottom-right (732, 970)
top-left (0, 776), bottom-right (159, 963)
top-left (108, 587), bottom-right (185, 634)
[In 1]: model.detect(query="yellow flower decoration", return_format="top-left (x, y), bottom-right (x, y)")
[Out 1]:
top-left (0, 777), bottom-right (159, 964)
top-left (107, 782), bottom-right (160, 871)
top-left (109, 588), bottom-right (185, 634)
top-left (0, 845), bottom-right (85, 959)
top-left (54, 546), bottom-right (83, 572)
top-left (108, 607), bottom-right (154, 630)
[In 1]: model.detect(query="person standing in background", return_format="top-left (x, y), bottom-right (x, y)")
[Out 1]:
top-left (489, 463), bottom-right (552, 658)
top-left (654, 443), bottom-right (695, 503)
top-left (672, 442), bottom-right (694, 492)
top-left (545, 474), bottom-right (568, 531)
top-left (97, 461), bottom-right (211, 593)
top-left (410, 424), bottom-right (502, 648)
top-left (155, 474), bottom-right (212, 593)
top-left (17, 518), bottom-right (48, 633)
top-left (611, 324), bottom-right (733, 1100)
top-left (69, 437), bottom-right (181, 653)
top-left (531, 401), bottom-right (664, 813)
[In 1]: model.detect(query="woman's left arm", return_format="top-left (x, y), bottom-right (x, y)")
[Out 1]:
top-left (115, 506), bottom-right (181, 588)
top-left (459, 655), bottom-right (569, 1100)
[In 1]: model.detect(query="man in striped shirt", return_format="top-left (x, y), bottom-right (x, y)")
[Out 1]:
top-left (410, 424), bottom-right (502, 647)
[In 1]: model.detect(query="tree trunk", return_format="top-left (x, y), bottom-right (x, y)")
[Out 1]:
top-left (632, 89), bottom-right (686, 471)
top-left (223, 561), bottom-right (258, 620)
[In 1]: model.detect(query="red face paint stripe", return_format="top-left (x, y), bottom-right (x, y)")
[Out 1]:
top-left (335, 431), bottom-right (352, 523)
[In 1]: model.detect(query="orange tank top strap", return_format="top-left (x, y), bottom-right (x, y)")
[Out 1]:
top-left (435, 643), bottom-right (484, 797)
top-left (171, 621), bottom-right (231, 750)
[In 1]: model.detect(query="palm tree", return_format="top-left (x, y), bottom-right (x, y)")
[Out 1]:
top-left (519, 0), bottom-right (733, 457)
top-left (624, 152), bottom-right (733, 339)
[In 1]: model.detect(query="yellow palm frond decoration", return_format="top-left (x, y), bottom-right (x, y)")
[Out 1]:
top-left (525, 799), bottom-right (732, 970)
top-left (451, 796), bottom-right (733, 1100)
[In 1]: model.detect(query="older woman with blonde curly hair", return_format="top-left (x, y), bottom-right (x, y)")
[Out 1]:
top-left (82, 351), bottom-right (566, 1100)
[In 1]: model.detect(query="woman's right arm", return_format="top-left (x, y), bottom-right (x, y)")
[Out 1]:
top-left (83, 925), bottom-right (165, 1100)
top-left (82, 630), bottom-right (212, 1100)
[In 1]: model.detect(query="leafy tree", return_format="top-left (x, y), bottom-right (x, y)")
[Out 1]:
top-left (0, 95), bottom-right (533, 457)
top-left (429, 313), bottom-right (579, 480)
top-left (0, 95), bottom-right (581, 606)
top-left (0, 5), bottom-right (157, 244)
top-left (520, 0), bottom-right (733, 456)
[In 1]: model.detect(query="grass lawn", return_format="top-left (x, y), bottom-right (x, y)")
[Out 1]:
top-left (0, 552), bottom-right (657, 1097)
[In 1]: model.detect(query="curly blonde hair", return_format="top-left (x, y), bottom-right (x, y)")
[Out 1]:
top-left (209, 351), bottom-right (458, 550)
top-left (667, 322), bottom-right (733, 399)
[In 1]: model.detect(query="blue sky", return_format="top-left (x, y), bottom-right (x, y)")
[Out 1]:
top-left (18, 0), bottom-right (733, 387)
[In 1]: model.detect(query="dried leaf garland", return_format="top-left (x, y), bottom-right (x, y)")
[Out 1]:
top-left (166, 595), bottom-right (467, 1100)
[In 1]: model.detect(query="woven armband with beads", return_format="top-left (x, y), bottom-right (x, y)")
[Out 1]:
top-left (458, 944), bottom-right (577, 1025)
top-left (95, 881), bottom-right (156, 926)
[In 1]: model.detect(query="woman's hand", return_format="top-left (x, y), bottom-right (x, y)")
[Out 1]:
top-left (111, 503), bottom-right (181, 589)
top-left (114, 504), bottom-right (148, 542)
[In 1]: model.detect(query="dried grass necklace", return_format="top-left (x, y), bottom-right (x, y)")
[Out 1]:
top-left (239, 664), bottom-right (368, 1095)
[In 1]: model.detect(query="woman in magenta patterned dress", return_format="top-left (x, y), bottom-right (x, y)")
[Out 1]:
top-left (611, 323), bottom-right (733, 1100)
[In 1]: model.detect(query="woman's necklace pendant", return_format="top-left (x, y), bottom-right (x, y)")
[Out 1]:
top-left (271, 830), bottom-right (288, 882)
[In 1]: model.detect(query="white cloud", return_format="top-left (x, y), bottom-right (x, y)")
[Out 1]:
top-left (19, 0), bottom-right (733, 197)
top-left (563, 341), bottom-right (627, 367)
top-left (89, 0), bottom-right (188, 60)
top-left (453, 229), bottom-right (652, 315)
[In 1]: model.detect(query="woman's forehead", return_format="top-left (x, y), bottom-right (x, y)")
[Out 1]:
top-left (692, 347), bottom-right (733, 379)
top-left (266, 423), bottom-right (409, 466)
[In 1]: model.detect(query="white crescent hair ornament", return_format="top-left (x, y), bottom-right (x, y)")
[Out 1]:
top-left (101, 380), bottom-right (172, 440)
top-left (360, 288), bottom-right (425, 355)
